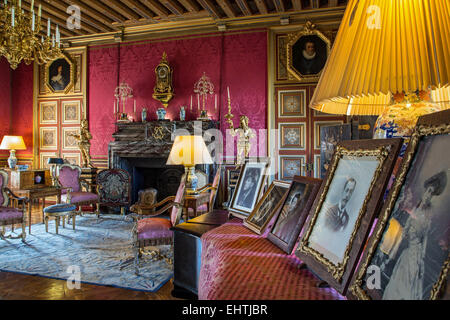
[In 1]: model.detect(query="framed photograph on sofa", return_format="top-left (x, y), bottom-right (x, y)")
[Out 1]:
top-left (348, 109), bottom-right (450, 300)
top-left (267, 175), bottom-right (322, 254)
top-left (244, 180), bottom-right (290, 235)
top-left (228, 159), bottom-right (270, 219)
top-left (295, 138), bottom-right (403, 295)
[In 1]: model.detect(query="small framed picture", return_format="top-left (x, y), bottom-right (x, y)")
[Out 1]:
top-left (314, 121), bottom-right (344, 150)
top-left (40, 127), bottom-right (58, 150)
top-left (279, 156), bottom-right (306, 180)
top-left (62, 100), bottom-right (81, 124)
top-left (244, 180), bottom-right (290, 235)
top-left (295, 138), bottom-right (403, 295)
top-left (62, 127), bottom-right (80, 150)
top-left (229, 159), bottom-right (270, 219)
top-left (267, 175), bottom-right (322, 254)
top-left (279, 123), bottom-right (306, 149)
top-left (278, 90), bottom-right (306, 118)
top-left (348, 109), bottom-right (450, 300)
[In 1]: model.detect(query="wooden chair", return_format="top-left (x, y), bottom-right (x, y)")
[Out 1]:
top-left (96, 168), bottom-right (131, 215)
top-left (55, 164), bottom-right (99, 217)
top-left (188, 165), bottom-right (222, 216)
top-left (0, 170), bottom-right (27, 242)
top-left (131, 176), bottom-right (186, 275)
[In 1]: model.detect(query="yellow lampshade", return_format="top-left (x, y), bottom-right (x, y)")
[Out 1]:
top-left (310, 0), bottom-right (450, 115)
top-left (0, 136), bottom-right (27, 150)
top-left (166, 135), bottom-right (213, 166)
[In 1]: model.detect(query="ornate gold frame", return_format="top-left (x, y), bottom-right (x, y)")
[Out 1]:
top-left (44, 52), bottom-right (76, 94)
top-left (286, 21), bottom-right (331, 83)
top-left (297, 145), bottom-right (390, 282)
top-left (349, 121), bottom-right (450, 300)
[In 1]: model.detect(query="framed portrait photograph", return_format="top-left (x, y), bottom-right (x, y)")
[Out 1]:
top-left (229, 159), bottom-right (270, 219)
top-left (320, 123), bottom-right (352, 179)
top-left (244, 180), bottom-right (290, 235)
top-left (267, 176), bottom-right (322, 254)
top-left (348, 109), bottom-right (450, 300)
top-left (45, 55), bottom-right (75, 94)
top-left (286, 23), bottom-right (331, 82)
top-left (295, 138), bottom-right (403, 295)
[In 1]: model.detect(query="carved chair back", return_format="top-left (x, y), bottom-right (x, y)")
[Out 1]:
top-left (0, 170), bottom-right (9, 207)
top-left (56, 164), bottom-right (82, 194)
top-left (171, 177), bottom-right (186, 227)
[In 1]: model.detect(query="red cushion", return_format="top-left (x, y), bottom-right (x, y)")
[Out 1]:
top-left (137, 217), bottom-right (173, 240)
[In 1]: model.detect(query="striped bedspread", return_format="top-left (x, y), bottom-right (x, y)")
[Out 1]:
top-left (198, 218), bottom-right (345, 300)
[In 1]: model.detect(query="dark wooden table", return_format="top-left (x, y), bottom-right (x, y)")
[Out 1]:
top-left (12, 186), bottom-right (62, 234)
top-left (183, 192), bottom-right (210, 220)
top-left (170, 210), bottom-right (229, 299)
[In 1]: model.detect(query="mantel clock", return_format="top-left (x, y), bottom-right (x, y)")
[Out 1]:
top-left (152, 52), bottom-right (174, 108)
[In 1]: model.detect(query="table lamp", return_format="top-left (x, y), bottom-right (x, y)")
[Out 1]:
top-left (0, 136), bottom-right (27, 169)
top-left (309, 0), bottom-right (449, 139)
top-left (166, 135), bottom-right (213, 195)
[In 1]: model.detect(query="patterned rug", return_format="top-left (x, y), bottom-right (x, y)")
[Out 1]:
top-left (0, 214), bottom-right (173, 292)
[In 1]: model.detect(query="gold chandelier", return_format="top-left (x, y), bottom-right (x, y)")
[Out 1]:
top-left (0, 0), bottom-right (62, 70)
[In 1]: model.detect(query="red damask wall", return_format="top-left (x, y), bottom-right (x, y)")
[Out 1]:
top-left (88, 29), bottom-right (268, 160)
top-left (0, 58), bottom-right (12, 157)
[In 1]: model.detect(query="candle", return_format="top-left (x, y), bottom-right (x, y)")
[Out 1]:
top-left (56, 25), bottom-right (59, 43)
top-left (215, 94), bottom-right (217, 111)
top-left (190, 95), bottom-right (192, 110)
top-left (32, 13), bottom-right (35, 31)
top-left (38, 4), bottom-right (41, 18)
top-left (134, 100), bottom-right (136, 113)
top-left (227, 86), bottom-right (230, 101)
top-left (113, 101), bottom-right (116, 115)
top-left (31, 0), bottom-right (34, 9)
top-left (47, 18), bottom-right (51, 36)
top-left (18, 0), bottom-right (21, 9)
top-left (197, 94), bottom-right (200, 111)
top-left (11, 7), bottom-right (14, 27)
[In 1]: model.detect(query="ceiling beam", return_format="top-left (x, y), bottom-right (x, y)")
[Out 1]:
top-left (254, 0), bottom-right (269, 14)
top-left (140, 0), bottom-right (170, 19)
top-left (98, 0), bottom-right (141, 21)
top-left (120, 0), bottom-right (157, 20)
top-left (235, 0), bottom-right (252, 16)
top-left (216, 0), bottom-right (237, 18)
top-left (311, 0), bottom-right (320, 9)
top-left (32, 0), bottom-right (114, 33)
top-left (159, 0), bottom-right (185, 16)
top-left (328, 0), bottom-right (339, 6)
top-left (78, 0), bottom-right (125, 23)
top-left (291, 0), bottom-right (302, 10)
top-left (272, 0), bottom-right (286, 12)
top-left (177, 0), bottom-right (201, 13)
top-left (196, 0), bottom-right (221, 19)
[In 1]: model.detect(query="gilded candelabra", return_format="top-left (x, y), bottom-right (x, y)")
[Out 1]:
top-left (225, 87), bottom-right (255, 167)
top-left (194, 72), bottom-right (216, 120)
top-left (114, 82), bottom-right (134, 122)
top-left (0, 0), bottom-right (62, 70)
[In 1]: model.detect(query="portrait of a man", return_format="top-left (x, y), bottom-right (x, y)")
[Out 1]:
top-left (235, 167), bottom-right (261, 210)
top-left (292, 35), bottom-right (327, 76)
top-left (48, 58), bottom-right (70, 92)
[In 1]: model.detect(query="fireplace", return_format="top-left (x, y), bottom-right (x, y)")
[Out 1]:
top-left (108, 120), bottom-right (219, 205)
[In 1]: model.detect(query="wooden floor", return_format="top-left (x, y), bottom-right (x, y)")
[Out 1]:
top-left (0, 202), bottom-right (182, 300)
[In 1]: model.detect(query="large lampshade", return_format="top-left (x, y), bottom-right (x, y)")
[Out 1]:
top-left (310, 0), bottom-right (450, 116)
top-left (166, 135), bottom-right (213, 166)
top-left (0, 136), bottom-right (27, 151)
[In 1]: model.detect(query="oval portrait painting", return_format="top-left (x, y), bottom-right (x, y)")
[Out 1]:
top-left (292, 35), bottom-right (328, 76)
top-left (48, 58), bottom-right (71, 92)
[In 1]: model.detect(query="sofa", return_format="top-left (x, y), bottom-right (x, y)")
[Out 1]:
top-left (198, 216), bottom-right (345, 300)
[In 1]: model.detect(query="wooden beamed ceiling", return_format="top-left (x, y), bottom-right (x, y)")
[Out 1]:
top-left (2, 0), bottom-right (347, 39)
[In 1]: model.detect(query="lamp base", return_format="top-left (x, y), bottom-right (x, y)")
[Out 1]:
top-left (7, 149), bottom-right (17, 169)
top-left (184, 166), bottom-right (198, 195)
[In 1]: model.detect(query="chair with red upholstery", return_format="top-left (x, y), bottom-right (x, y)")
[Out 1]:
top-left (132, 176), bottom-right (186, 275)
top-left (55, 164), bottom-right (99, 217)
top-left (0, 170), bottom-right (27, 242)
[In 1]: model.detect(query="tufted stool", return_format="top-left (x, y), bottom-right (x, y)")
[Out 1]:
top-left (43, 204), bottom-right (77, 234)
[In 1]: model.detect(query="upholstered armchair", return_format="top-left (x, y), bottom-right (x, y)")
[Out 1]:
top-left (0, 170), bottom-right (28, 242)
top-left (187, 165), bottom-right (222, 216)
top-left (129, 188), bottom-right (158, 216)
top-left (96, 168), bottom-right (131, 215)
top-left (55, 164), bottom-right (99, 216)
top-left (132, 176), bottom-right (186, 275)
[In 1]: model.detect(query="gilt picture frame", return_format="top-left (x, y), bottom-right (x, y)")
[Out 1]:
top-left (295, 138), bottom-right (403, 295)
top-left (244, 180), bottom-right (290, 235)
top-left (228, 158), bottom-right (270, 219)
top-left (348, 109), bottom-right (450, 300)
top-left (45, 54), bottom-right (75, 94)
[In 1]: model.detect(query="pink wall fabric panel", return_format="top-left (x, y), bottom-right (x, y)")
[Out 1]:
top-left (0, 58), bottom-right (12, 156)
top-left (88, 30), bottom-right (267, 159)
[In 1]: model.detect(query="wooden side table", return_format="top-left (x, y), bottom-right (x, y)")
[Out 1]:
top-left (11, 186), bottom-right (62, 234)
top-left (183, 192), bottom-right (210, 221)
